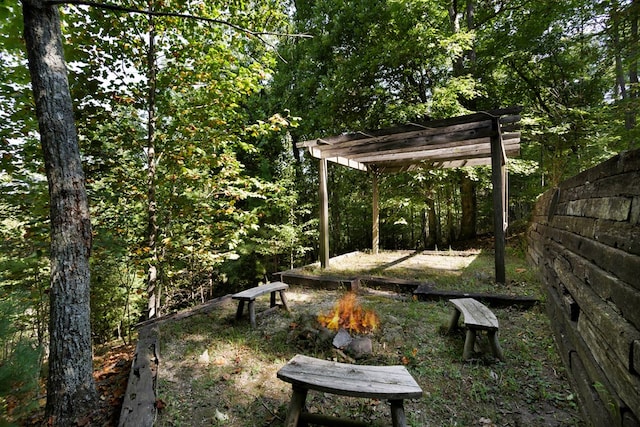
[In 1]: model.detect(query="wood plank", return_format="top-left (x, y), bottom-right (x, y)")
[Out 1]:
top-left (313, 120), bottom-right (494, 157)
top-left (274, 271), bottom-right (359, 291)
top-left (135, 294), bottom-right (232, 328)
top-left (373, 157), bottom-right (495, 173)
top-left (277, 354), bottom-right (423, 400)
top-left (578, 313), bottom-right (640, 413)
top-left (557, 248), bottom-right (640, 329)
top-left (351, 138), bottom-right (520, 164)
top-left (552, 252), bottom-right (640, 373)
top-left (317, 125), bottom-right (494, 158)
top-left (296, 107), bottom-right (522, 148)
top-left (449, 298), bottom-right (499, 330)
top-left (231, 281), bottom-right (288, 300)
top-left (370, 145), bottom-right (519, 171)
top-left (347, 136), bottom-right (493, 163)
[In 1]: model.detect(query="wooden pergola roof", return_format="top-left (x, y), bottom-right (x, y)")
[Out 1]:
top-left (296, 107), bottom-right (522, 173)
top-left (295, 106), bottom-right (523, 283)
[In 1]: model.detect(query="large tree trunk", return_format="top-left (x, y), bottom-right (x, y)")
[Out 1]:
top-left (22, 0), bottom-right (97, 423)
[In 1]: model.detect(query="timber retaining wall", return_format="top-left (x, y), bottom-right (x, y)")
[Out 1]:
top-left (527, 149), bottom-right (640, 427)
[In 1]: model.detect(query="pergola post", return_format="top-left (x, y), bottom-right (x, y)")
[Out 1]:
top-left (490, 117), bottom-right (507, 284)
top-left (372, 171), bottom-right (380, 255)
top-left (319, 158), bottom-right (330, 268)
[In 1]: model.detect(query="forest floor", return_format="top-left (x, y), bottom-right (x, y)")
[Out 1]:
top-left (13, 343), bottom-right (134, 426)
top-left (154, 246), bottom-right (585, 427)
top-left (12, 242), bottom-right (584, 426)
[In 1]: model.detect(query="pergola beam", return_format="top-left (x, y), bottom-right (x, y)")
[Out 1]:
top-left (299, 107), bottom-right (522, 281)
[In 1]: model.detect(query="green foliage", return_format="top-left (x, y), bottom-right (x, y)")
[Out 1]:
top-left (0, 293), bottom-right (43, 424)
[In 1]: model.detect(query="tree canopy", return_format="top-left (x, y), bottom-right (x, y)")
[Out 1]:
top-left (1, 0), bottom-right (638, 423)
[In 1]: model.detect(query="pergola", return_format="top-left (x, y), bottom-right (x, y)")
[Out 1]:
top-left (296, 107), bottom-right (522, 284)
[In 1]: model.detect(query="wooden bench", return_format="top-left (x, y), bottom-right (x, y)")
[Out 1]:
top-left (277, 354), bottom-right (423, 427)
top-left (232, 281), bottom-right (290, 328)
top-left (447, 298), bottom-right (504, 361)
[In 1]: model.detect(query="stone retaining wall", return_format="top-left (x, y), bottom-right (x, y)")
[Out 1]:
top-left (527, 149), bottom-right (640, 427)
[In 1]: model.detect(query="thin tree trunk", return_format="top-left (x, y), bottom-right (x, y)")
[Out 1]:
top-left (425, 198), bottom-right (437, 249)
top-left (22, 0), bottom-right (97, 423)
top-left (459, 171), bottom-right (477, 240)
top-left (628, 0), bottom-right (639, 144)
top-left (611, 1), bottom-right (628, 100)
top-left (146, 9), bottom-right (159, 319)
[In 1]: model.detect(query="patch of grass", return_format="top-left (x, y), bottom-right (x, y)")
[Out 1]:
top-left (297, 249), bottom-right (543, 299)
top-left (156, 279), bottom-right (583, 427)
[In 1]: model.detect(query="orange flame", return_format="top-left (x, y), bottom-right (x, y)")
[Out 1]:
top-left (317, 292), bottom-right (379, 334)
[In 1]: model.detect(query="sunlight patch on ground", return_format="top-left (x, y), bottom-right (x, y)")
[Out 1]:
top-left (321, 250), bottom-right (480, 274)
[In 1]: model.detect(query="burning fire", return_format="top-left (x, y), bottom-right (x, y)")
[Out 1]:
top-left (317, 292), bottom-right (379, 334)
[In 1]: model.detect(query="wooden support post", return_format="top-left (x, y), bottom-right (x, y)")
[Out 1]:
top-left (235, 300), bottom-right (245, 321)
top-left (490, 117), bottom-right (506, 284)
top-left (372, 171), bottom-right (380, 255)
top-left (278, 290), bottom-right (290, 311)
top-left (319, 158), bottom-right (330, 268)
top-left (447, 308), bottom-right (461, 332)
top-left (284, 386), bottom-right (308, 427)
top-left (248, 300), bottom-right (256, 328)
top-left (488, 331), bottom-right (505, 361)
top-left (270, 291), bottom-right (276, 307)
top-left (463, 329), bottom-right (476, 360)
top-left (390, 400), bottom-right (408, 427)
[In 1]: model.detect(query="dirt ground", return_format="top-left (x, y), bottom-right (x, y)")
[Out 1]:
top-left (154, 250), bottom-right (584, 427)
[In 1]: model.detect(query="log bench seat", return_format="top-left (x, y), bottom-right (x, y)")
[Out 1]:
top-left (232, 281), bottom-right (290, 328)
top-left (447, 297), bottom-right (504, 361)
top-left (277, 354), bottom-right (423, 427)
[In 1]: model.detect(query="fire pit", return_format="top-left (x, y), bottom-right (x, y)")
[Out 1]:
top-left (317, 292), bottom-right (380, 358)
top-left (317, 292), bottom-right (380, 334)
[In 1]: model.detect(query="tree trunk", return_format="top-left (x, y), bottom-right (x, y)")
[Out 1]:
top-left (146, 9), bottom-right (159, 319)
top-left (22, 0), bottom-right (97, 423)
top-left (628, 0), bottom-right (639, 143)
top-left (425, 198), bottom-right (438, 249)
top-left (459, 171), bottom-right (477, 240)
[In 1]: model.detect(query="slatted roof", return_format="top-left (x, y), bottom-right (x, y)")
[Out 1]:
top-left (296, 107), bottom-right (522, 173)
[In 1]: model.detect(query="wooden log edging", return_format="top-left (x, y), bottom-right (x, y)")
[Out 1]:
top-left (273, 270), bottom-right (360, 291)
top-left (118, 324), bottom-right (159, 427)
top-left (274, 271), bottom-right (539, 308)
top-left (118, 295), bottom-right (233, 426)
top-left (528, 149), bottom-right (640, 426)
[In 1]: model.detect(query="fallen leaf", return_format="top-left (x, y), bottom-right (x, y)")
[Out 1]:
top-left (155, 399), bottom-right (166, 410)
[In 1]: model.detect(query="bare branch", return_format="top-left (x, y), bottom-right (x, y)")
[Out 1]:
top-left (45, 0), bottom-right (312, 40)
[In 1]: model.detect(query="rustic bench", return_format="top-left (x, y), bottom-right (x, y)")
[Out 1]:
top-left (232, 281), bottom-right (290, 328)
top-left (277, 354), bottom-right (423, 427)
top-left (447, 298), bottom-right (504, 361)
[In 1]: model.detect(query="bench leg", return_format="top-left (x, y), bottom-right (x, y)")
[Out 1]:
top-left (279, 290), bottom-right (290, 312)
top-left (463, 329), bottom-right (476, 360)
top-left (447, 309), bottom-right (461, 333)
top-left (270, 291), bottom-right (277, 307)
top-left (248, 300), bottom-right (257, 328)
top-left (284, 386), bottom-right (308, 427)
top-left (235, 300), bottom-right (245, 321)
top-left (488, 331), bottom-right (504, 361)
top-left (390, 399), bottom-right (407, 427)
